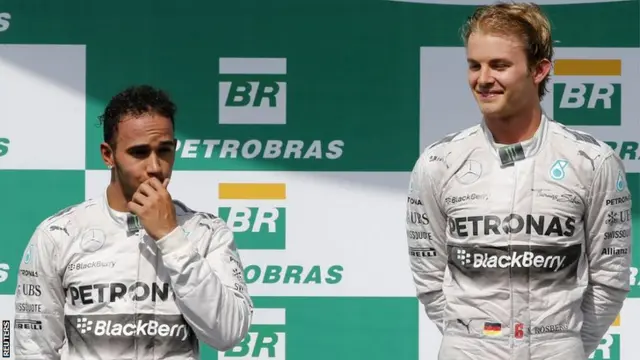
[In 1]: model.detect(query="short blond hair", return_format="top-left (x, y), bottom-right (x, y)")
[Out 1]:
top-left (461, 1), bottom-right (554, 100)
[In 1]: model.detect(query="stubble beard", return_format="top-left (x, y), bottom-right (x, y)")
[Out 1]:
top-left (112, 160), bottom-right (138, 205)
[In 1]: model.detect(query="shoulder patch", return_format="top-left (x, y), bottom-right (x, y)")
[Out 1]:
top-left (198, 212), bottom-right (219, 221)
top-left (44, 205), bottom-right (76, 223)
top-left (564, 127), bottom-right (600, 147)
top-left (555, 122), bottom-right (601, 147)
top-left (193, 212), bottom-right (223, 233)
top-left (427, 125), bottom-right (481, 151)
top-left (428, 131), bottom-right (461, 149)
top-left (173, 200), bottom-right (195, 215)
top-left (42, 199), bottom-right (92, 227)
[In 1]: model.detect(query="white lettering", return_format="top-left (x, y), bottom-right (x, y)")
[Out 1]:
top-left (559, 84), bottom-right (587, 108)
top-left (227, 207), bottom-right (252, 232)
top-left (263, 140), bottom-right (283, 158)
top-left (284, 140), bottom-right (304, 158)
top-left (0, 264), bottom-right (8, 283)
top-left (144, 321), bottom-right (155, 336)
top-left (158, 324), bottom-right (170, 337)
top-left (470, 252), bottom-right (566, 271)
top-left (220, 140), bottom-right (241, 158)
top-left (304, 140), bottom-right (323, 159)
top-left (589, 334), bottom-right (614, 359)
top-left (176, 139), bottom-right (344, 160)
top-left (202, 140), bottom-right (221, 158)
top-left (85, 319), bottom-right (188, 341)
top-left (181, 139), bottom-right (199, 158)
top-left (327, 140), bottom-right (344, 159)
top-left (587, 83), bottom-right (614, 109)
top-left (0, 13), bottom-right (10, 32)
top-left (253, 208), bottom-right (279, 233)
top-left (95, 321), bottom-right (107, 336)
top-left (241, 140), bottom-right (262, 159)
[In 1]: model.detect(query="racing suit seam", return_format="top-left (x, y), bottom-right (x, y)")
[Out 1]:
top-left (585, 152), bottom-right (613, 205)
top-left (164, 259), bottom-right (204, 299)
top-left (156, 225), bottom-right (192, 255)
top-left (423, 155), bottom-right (447, 219)
top-left (38, 227), bottom-right (63, 279)
top-left (579, 148), bottom-right (630, 356)
top-left (420, 151), bottom-right (448, 332)
top-left (583, 154), bottom-right (610, 272)
top-left (175, 272), bottom-right (220, 300)
top-left (169, 228), bottom-right (223, 299)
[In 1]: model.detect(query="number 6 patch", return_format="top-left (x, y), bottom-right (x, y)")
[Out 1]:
top-left (514, 323), bottom-right (524, 339)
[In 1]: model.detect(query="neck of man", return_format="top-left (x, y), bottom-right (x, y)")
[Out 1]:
top-left (106, 179), bottom-right (130, 213)
top-left (484, 102), bottom-right (543, 145)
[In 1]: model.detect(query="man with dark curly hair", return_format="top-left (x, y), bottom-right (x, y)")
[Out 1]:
top-left (13, 85), bottom-right (254, 359)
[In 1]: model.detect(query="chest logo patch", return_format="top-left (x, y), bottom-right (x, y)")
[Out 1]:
top-left (455, 159), bottom-right (483, 185)
top-left (80, 229), bottom-right (106, 253)
top-left (550, 160), bottom-right (569, 181)
top-left (616, 171), bottom-right (626, 192)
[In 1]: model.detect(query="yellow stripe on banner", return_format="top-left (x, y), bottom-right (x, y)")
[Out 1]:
top-left (218, 183), bottom-right (286, 200)
top-left (554, 59), bottom-right (621, 76)
top-left (612, 314), bottom-right (620, 327)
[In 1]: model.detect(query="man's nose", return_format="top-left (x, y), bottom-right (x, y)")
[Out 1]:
top-left (147, 153), bottom-right (162, 174)
top-left (478, 66), bottom-right (494, 85)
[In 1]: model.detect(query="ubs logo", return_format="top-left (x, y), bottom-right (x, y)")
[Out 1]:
top-left (605, 210), bottom-right (630, 225)
top-left (18, 284), bottom-right (41, 297)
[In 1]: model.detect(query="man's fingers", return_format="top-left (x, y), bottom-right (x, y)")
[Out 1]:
top-left (131, 191), bottom-right (148, 207)
top-left (137, 182), bottom-right (155, 197)
top-left (147, 177), bottom-right (165, 191)
top-left (127, 201), bottom-right (143, 214)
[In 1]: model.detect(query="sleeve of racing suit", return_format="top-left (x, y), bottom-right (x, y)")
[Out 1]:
top-left (155, 217), bottom-right (253, 351)
top-left (581, 152), bottom-right (632, 356)
top-left (406, 154), bottom-right (448, 334)
top-left (14, 228), bottom-right (65, 360)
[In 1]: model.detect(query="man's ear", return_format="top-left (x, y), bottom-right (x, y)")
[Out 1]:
top-left (533, 58), bottom-right (552, 86)
top-left (100, 142), bottom-right (114, 169)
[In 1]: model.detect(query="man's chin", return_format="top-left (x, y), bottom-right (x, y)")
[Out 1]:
top-left (478, 104), bottom-right (507, 119)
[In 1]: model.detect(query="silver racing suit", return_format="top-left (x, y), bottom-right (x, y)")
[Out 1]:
top-left (14, 190), bottom-right (254, 359)
top-left (406, 115), bottom-right (632, 359)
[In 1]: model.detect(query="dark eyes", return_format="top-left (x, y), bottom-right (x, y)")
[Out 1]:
top-left (129, 147), bottom-right (173, 158)
top-left (468, 63), bottom-right (509, 71)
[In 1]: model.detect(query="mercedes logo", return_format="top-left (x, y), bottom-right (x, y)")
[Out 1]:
top-left (455, 160), bottom-right (482, 185)
top-left (80, 229), bottom-right (106, 253)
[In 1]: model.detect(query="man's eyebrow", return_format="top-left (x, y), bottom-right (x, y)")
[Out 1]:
top-left (126, 140), bottom-right (175, 150)
top-left (126, 143), bottom-right (149, 150)
top-left (466, 58), bottom-right (512, 65)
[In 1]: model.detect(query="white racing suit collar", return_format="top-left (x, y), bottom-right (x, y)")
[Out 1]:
top-left (102, 188), bottom-right (145, 232)
top-left (481, 112), bottom-right (550, 167)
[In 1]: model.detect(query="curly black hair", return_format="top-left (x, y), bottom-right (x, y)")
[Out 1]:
top-left (98, 85), bottom-right (177, 148)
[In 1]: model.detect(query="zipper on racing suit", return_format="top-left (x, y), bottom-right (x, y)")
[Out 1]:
top-left (508, 164), bottom-right (518, 352)
top-left (134, 230), bottom-right (144, 359)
